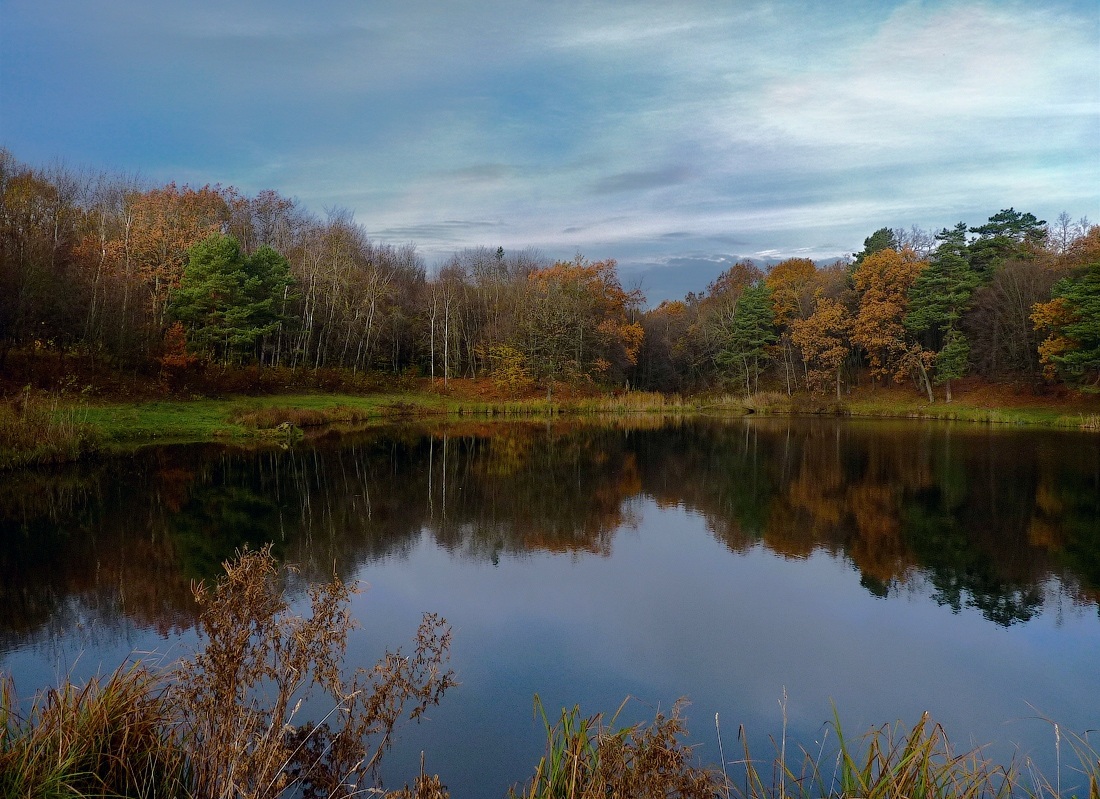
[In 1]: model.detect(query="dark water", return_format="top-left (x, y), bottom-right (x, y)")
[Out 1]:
top-left (1, 417), bottom-right (1098, 796)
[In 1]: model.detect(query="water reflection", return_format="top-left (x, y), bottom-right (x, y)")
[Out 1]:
top-left (1, 417), bottom-right (1097, 655)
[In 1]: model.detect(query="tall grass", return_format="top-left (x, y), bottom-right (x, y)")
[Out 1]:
top-left (228, 403), bottom-right (377, 429)
top-left (571, 391), bottom-right (694, 413)
top-left (0, 663), bottom-right (188, 798)
top-left (724, 707), bottom-right (1099, 799)
top-left (0, 391), bottom-right (101, 469)
top-left (509, 695), bottom-right (726, 799)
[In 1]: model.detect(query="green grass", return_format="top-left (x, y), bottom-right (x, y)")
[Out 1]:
top-left (695, 390), bottom-right (1100, 431)
top-left (78, 392), bottom-right (453, 444)
top-left (4, 389), bottom-right (705, 467)
top-left (841, 396), bottom-right (1091, 429)
top-left (5, 382), bottom-right (1097, 470)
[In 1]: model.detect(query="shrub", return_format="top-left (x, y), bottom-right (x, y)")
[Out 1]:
top-left (171, 545), bottom-right (456, 799)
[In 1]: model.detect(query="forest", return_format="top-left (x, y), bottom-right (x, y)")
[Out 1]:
top-left (1, 147), bottom-right (1098, 401)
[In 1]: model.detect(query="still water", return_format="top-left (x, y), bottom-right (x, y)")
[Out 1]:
top-left (1, 417), bottom-right (1098, 796)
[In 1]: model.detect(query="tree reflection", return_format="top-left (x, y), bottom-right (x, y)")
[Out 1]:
top-left (0, 418), bottom-right (1097, 647)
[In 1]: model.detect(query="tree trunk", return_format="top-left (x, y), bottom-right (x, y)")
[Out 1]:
top-left (915, 358), bottom-right (934, 403)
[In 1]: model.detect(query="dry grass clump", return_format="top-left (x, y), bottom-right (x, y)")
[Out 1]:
top-left (0, 390), bottom-right (100, 469)
top-left (741, 392), bottom-right (791, 414)
top-left (573, 391), bottom-right (691, 413)
top-left (509, 696), bottom-right (726, 799)
top-left (0, 663), bottom-right (187, 799)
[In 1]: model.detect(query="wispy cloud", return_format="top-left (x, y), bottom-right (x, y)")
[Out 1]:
top-left (2, 0), bottom-right (1096, 299)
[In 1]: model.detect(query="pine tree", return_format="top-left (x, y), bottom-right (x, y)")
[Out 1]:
top-left (169, 234), bottom-right (295, 364)
top-left (713, 282), bottom-right (776, 396)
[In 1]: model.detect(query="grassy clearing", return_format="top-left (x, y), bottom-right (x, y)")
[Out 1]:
top-left (77, 392), bottom-right (451, 444)
top-left (3, 388), bottom-right (700, 467)
top-left (40, 390), bottom-right (702, 451)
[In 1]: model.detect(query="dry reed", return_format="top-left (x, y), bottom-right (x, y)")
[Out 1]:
top-left (0, 662), bottom-right (187, 798)
top-left (509, 695), bottom-right (726, 799)
top-left (0, 390), bottom-right (100, 469)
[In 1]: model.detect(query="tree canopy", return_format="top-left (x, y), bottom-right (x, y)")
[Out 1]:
top-left (169, 234), bottom-right (295, 364)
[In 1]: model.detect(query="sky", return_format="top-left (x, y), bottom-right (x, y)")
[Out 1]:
top-left (2, 0), bottom-right (1098, 302)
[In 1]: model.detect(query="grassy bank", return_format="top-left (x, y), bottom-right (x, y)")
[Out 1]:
top-left (0, 386), bottom-right (706, 468)
top-left (713, 382), bottom-right (1100, 431)
top-left (3, 379), bottom-right (1098, 470)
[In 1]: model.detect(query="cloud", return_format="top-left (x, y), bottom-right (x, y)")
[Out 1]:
top-left (592, 166), bottom-right (693, 195)
top-left (375, 219), bottom-right (505, 243)
top-left (3, 0), bottom-right (1096, 300)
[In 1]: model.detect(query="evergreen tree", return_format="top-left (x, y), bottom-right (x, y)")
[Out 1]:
top-left (904, 225), bottom-right (979, 400)
top-left (853, 227), bottom-right (899, 267)
top-left (933, 328), bottom-right (970, 401)
top-left (169, 234), bottom-right (295, 364)
top-left (1041, 261), bottom-right (1100, 381)
top-left (714, 282), bottom-right (777, 396)
top-left (967, 208), bottom-right (1047, 275)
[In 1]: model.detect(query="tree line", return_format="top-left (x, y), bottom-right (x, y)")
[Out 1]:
top-left (1, 147), bottom-right (1097, 397)
top-left (638, 211), bottom-right (1099, 397)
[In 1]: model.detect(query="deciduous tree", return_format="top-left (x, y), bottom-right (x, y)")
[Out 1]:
top-left (791, 295), bottom-right (851, 398)
top-left (850, 248), bottom-right (925, 386)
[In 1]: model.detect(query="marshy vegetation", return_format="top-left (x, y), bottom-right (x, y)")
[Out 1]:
top-left (2, 548), bottom-right (1097, 797)
top-left (0, 391), bottom-right (100, 469)
top-left (1, 546), bottom-right (456, 799)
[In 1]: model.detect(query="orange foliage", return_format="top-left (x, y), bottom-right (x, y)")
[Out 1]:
top-left (128, 183), bottom-right (234, 324)
top-left (527, 257), bottom-right (644, 379)
top-left (159, 321), bottom-right (200, 373)
top-left (851, 248), bottom-right (926, 380)
top-left (765, 257), bottom-right (818, 325)
top-left (1031, 296), bottom-right (1077, 380)
top-left (790, 295), bottom-right (852, 395)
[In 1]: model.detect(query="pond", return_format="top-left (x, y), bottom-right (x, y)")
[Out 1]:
top-left (1, 416), bottom-right (1098, 796)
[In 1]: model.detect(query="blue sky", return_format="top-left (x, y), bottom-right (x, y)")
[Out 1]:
top-left (2, 0), bottom-right (1098, 300)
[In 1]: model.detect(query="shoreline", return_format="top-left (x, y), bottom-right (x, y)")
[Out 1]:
top-left (3, 381), bottom-right (1098, 470)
